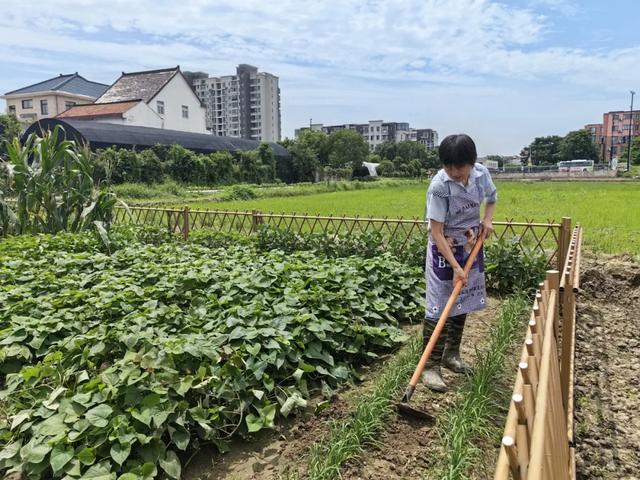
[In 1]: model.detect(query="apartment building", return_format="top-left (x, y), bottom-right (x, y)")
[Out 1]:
top-left (585, 110), bottom-right (640, 162)
top-left (190, 65), bottom-right (281, 142)
top-left (296, 120), bottom-right (438, 150)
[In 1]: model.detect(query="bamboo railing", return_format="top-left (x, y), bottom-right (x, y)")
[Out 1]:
top-left (112, 206), bottom-right (565, 267)
top-left (494, 222), bottom-right (582, 480)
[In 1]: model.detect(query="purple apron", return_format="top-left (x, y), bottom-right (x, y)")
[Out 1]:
top-left (425, 177), bottom-right (486, 319)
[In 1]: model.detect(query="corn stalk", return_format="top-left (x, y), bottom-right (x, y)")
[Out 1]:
top-left (0, 126), bottom-right (120, 236)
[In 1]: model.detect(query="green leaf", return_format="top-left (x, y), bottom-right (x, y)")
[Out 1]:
top-left (83, 460), bottom-right (116, 479)
top-left (77, 447), bottom-right (96, 465)
top-left (169, 426), bottom-right (190, 451)
top-left (245, 413), bottom-right (263, 433)
top-left (0, 440), bottom-right (22, 460)
top-left (110, 442), bottom-right (131, 466)
top-left (159, 450), bottom-right (181, 479)
top-left (280, 393), bottom-right (307, 417)
top-left (50, 444), bottom-right (74, 473)
top-left (38, 413), bottom-right (66, 436)
top-left (85, 404), bottom-right (113, 428)
top-left (20, 441), bottom-right (52, 464)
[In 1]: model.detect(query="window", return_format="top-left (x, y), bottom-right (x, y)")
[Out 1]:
top-left (22, 99), bottom-right (33, 109)
top-left (40, 99), bottom-right (48, 115)
top-left (8, 105), bottom-right (16, 114)
top-left (157, 100), bottom-right (165, 115)
top-left (65, 101), bottom-right (76, 109)
top-left (182, 105), bottom-right (189, 118)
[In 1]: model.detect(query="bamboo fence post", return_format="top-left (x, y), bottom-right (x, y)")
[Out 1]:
top-left (183, 207), bottom-right (190, 241)
top-left (502, 436), bottom-right (521, 480)
top-left (558, 217), bottom-right (572, 271)
top-left (167, 210), bottom-right (172, 235)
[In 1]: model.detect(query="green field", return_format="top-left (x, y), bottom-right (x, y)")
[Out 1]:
top-left (180, 181), bottom-right (640, 256)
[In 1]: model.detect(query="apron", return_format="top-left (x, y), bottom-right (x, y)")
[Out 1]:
top-left (425, 177), bottom-right (486, 319)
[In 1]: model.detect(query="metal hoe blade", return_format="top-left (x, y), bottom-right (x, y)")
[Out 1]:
top-left (396, 401), bottom-right (433, 420)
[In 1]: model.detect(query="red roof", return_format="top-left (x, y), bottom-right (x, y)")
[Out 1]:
top-left (57, 100), bottom-right (139, 119)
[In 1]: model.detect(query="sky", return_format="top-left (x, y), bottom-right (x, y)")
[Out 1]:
top-left (0, 0), bottom-right (639, 155)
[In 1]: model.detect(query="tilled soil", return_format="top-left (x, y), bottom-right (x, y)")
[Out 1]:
top-left (341, 297), bottom-right (503, 480)
top-left (575, 256), bottom-right (640, 480)
top-left (185, 297), bottom-right (502, 480)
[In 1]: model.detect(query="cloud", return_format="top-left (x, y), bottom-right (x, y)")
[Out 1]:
top-left (0, 0), bottom-right (638, 153)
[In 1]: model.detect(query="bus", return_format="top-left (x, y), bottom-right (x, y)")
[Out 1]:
top-left (557, 159), bottom-right (594, 173)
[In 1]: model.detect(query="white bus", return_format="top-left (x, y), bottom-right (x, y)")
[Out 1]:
top-left (557, 159), bottom-right (594, 173)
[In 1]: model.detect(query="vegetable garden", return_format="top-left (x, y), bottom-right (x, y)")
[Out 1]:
top-left (2, 129), bottom-right (637, 479)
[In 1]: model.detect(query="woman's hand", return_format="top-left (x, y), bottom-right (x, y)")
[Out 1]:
top-left (480, 218), bottom-right (494, 238)
top-left (453, 265), bottom-right (468, 287)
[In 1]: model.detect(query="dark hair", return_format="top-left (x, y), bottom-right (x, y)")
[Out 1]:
top-left (439, 134), bottom-right (477, 167)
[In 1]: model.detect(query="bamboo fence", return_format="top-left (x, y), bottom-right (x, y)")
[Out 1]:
top-left (112, 206), bottom-right (568, 268)
top-left (494, 222), bottom-right (582, 480)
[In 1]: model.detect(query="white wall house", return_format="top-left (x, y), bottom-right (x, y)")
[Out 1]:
top-left (58, 67), bottom-right (206, 134)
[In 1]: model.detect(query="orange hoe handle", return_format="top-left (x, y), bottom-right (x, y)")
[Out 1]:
top-left (408, 231), bottom-right (487, 389)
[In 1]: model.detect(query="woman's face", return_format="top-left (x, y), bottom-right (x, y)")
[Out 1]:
top-left (444, 164), bottom-right (473, 183)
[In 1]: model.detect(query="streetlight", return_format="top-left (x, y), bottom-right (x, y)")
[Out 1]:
top-left (628, 90), bottom-right (635, 172)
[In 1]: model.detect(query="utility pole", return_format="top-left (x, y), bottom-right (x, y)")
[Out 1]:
top-left (628, 91), bottom-right (635, 172)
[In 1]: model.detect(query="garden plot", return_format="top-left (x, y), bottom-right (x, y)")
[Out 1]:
top-left (574, 256), bottom-right (640, 479)
top-left (0, 235), bottom-right (423, 479)
top-left (183, 296), bottom-right (511, 480)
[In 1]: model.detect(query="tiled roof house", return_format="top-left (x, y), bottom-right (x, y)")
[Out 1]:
top-left (58, 67), bottom-right (207, 134)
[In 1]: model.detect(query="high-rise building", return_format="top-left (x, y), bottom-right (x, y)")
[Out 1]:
top-left (190, 65), bottom-right (281, 142)
top-left (295, 120), bottom-right (438, 150)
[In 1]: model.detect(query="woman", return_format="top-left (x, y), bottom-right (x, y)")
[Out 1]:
top-left (423, 134), bottom-right (497, 392)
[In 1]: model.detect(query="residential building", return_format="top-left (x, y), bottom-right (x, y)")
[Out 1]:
top-left (1, 73), bottom-right (108, 123)
top-left (295, 120), bottom-right (438, 150)
top-left (58, 67), bottom-right (206, 134)
top-left (585, 111), bottom-right (640, 162)
top-left (190, 64), bottom-right (281, 142)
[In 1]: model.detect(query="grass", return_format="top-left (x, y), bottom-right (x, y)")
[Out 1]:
top-left (431, 293), bottom-right (530, 480)
top-left (302, 335), bottom-right (423, 480)
top-left (178, 181), bottom-right (640, 256)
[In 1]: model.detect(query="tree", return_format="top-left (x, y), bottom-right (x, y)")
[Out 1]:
top-left (288, 143), bottom-right (318, 182)
top-left (257, 143), bottom-right (276, 183)
top-left (631, 136), bottom-right (640, 166)
top-left (528, 136), bottom-right (563, 165)
top-left (295, 130), bottom-right (330, 166)
top-left (326, 129), bottom-right (368, 170)
top-left (519, 147), bottom-right (530, 166)
top-left (559, 130), bottom-right (598, 162)
top-left (374, 141), bottom-right (397, 161)
top-left (0, 114), bottom-right (22, 157)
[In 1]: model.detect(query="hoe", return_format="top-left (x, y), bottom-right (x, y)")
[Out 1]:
top-left (397, 232), bottom-right (486, 420)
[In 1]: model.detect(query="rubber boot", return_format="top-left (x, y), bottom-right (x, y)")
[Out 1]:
top-left (421, 361), bottom-right (448, 393)
top-left (442, 314), bottom-right (473, 374)
top-left (421, 319), bottom-right (448, 392)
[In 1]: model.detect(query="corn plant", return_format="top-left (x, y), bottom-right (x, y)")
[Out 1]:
top-left (0, 126), bottom-right (120, 236)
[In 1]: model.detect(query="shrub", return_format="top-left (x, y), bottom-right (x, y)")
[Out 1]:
top-left (223, 184), bottom-right (257, 200)
top-left (484, 239), bottom-right (547, 294)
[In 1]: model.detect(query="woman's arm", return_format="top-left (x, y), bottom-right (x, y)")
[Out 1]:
top-left (482, 202), bottom-right (496, 237)
top-left (431, 220), bottom-right (467, 286)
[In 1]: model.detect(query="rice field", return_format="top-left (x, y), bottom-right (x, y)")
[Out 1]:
top-left (181, 181), bottom-right (640, 256)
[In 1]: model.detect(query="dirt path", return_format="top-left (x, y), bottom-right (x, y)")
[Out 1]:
top-left (185, 297), bottom-right (502, 480)
top-left (340, 297), bottom-right (503, 480)
top-left (575, 256), bottom-right (640, 480)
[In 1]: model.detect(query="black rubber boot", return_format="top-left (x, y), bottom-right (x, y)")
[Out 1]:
top-left (442, 314), bottom-right (473, 374)
top-left (422, 319), bottom-right (448, 392)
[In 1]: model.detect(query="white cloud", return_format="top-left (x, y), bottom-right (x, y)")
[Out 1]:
top-left (0, 0), bottom-right (638, 153)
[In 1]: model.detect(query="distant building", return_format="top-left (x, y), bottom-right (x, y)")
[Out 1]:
top-left (295, 120), bottom-right (438, 151)
top-left (58, 67), bottom-right (206, 134)
top-left (585, 111), bottom-right (640, 162)
top-left (1, 73), bottom-right (108, 123)
top-left (190, 65), bottom-right (281, 142)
